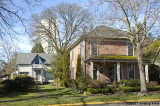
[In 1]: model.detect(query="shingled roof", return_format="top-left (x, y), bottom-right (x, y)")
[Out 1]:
top-left (16, 53), bottom-right (53, 65)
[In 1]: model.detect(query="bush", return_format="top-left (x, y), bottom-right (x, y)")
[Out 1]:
top-left (12, 75), bottom-right (35, 91)
top-left (0, 84), bottom-right (9, 94)
top-left (76, 76), bottom-right (90, 92)
top-left (89, 80), bottom-right (106, 89)
top-left (1, 79), bottom-right (12, 90)
top-left (118, 86), bottom-right (140, 92)
top-left (147, 85), bottom-right (160, 91)
top-left (118, 79), bottom-right (140, 87)
top-left (87, 87), bottom-right (110, 94)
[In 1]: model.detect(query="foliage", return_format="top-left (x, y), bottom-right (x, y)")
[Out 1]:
top-left (1, 79), bottom-right (12, 90)
top-left (147, 85), bottom-right (160, 91)
top-left (0, 84), bottom-right (9, 94)
top-left (89, 80), bottom-right (106, 89)
top-left (3, 54), bottom-right (17, 74)
top-left (118, 86), bottom-right (140, 92)
top-left (119, 85), bottom-right (160, 92)
top-left (31, 43), bottom-right (44, 53)
top-left (76, 54), bottom-right (82, 80)
top-left (149, 64), bottom-right (160, 84)
top-left (118, 79), bottom-right (140, 87)
top-left (12, 75), bottom-right (35, 91)
top-left (87, 88), bottom-right (110, 94)
top-left (76, 76), bottom-right (90, 92)
top-left (51, 49), bottom-right (70, 88)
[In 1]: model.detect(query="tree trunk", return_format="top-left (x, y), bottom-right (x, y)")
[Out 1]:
top-left (136, 43), bottom-right (147, 92)
top-left (56, 77), bottom-right (58, 91)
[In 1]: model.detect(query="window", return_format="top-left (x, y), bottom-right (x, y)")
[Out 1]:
top-left (72, 67), bottom-right (75, 79)
top-left (93, 65), bottom-right (98, 80)
top-left (72, 49), bottom-right (74, 61)
top-left (35, 58), bottom-right (39, 64)
top-left (128, 43), bottom-right (133, 56)
top-left (91, 41), bottom-right (97, 55)
top-left (20, 72), bottom-right (29, 76)
top-left (128, 64), bottom-right (134, 78)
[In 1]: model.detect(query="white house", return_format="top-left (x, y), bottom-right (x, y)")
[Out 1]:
top-left (16, 53), bottom-right (54, 84)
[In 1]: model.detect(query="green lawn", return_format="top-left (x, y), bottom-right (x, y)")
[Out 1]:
top-left (0, 86), bottom-right (38, 101)
top-left (1, 84), bottom-right (160, 106)
top-left (40, 84), bottom-right (84, 98)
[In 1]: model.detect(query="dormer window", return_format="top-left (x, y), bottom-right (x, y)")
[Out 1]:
top-left (35, 58), bottom-right (40, 64)
top-left (91, 41), bottom-right (97, 55)
top-left (128, 43), bottom-right (133, 56)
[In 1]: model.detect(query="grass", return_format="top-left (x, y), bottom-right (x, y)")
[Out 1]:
top-left (0, 86), bottom-right (38, 101)
top-left (40, 84), bottom-right (84, 98)
top-left (1, 84), bottom-right (160, 106)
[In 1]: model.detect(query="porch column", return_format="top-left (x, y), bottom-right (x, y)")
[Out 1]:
top-left (90, 61), bottom-right (93, 79)
top-left (145, 64), bottom-right (149, 83)
top-left (41, 68), bottom-right (43, 83)
top-left (117, 62), bottom-right (120, 82)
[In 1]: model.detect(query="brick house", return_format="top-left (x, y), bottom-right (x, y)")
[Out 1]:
top-left (69, 26), bottom-right (149, 83)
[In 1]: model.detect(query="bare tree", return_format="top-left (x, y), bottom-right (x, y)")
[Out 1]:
top-left (0, 0), bottom-right (43, 42)
top-left (30, 3), bottom-right (91, 52)
top-left (93, 0), bottom-right (160, 93)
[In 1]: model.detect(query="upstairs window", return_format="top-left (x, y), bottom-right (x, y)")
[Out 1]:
top-left (91, 41), bottom-right (97, 55)
top-left (35, 58), bottom-right (40, 64)
top-left (128, 43), bottom-right (133, 56)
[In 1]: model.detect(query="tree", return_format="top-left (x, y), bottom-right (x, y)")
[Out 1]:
top-left (93, 0), bottom-right (160, 93)
top-left (31, 43), bottom-right (44, 53)
top-left (31, 3), bottom-right (91, 90)
top-left (76, 54), bottom-right (82, 79)
top-left (0, 0), bottom-right (43, 42)
top-left (30, 3), bottom-right (91, 52)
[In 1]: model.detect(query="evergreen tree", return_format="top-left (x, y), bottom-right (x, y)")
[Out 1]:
top-left (31, 43), bottom-right (44, 53)
top-left (76, 54), bottom-right (82, 79)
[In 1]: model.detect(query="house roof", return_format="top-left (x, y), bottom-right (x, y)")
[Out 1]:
top-left (16, 53), bottom-right (53, 65)
top-left (69, 25), bottom-right (130, 50)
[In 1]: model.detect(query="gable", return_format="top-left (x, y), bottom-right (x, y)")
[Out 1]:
top-left (31, 54), bottom-right (45, 64)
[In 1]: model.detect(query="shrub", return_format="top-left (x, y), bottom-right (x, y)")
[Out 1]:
top-left (147, 85), bottom-right (160, 91)
top-left (118, 86), bottom-right (140, 92)
top-left (89, 80), bottom-right (106, 89)
top-left (76, 76), bottom-right (90, 92)
top-left (1, 79), bottom-right (12, 90)
top-left (0, 84), bottom-right (9, 94)
top-left (118, 79), bottom-right (140, 87)
top-left (12, 75), bottom-right (35, 91)
top-left (87, 87), bottom-right (110, 94)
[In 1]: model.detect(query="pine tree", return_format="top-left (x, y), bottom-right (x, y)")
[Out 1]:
top-left (31, 43), bottom-right (44, 53)
top-left (76, 54), bottom-right (82, 79)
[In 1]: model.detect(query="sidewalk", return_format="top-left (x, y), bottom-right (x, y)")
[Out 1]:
top-left (36, 85), bottom-right (48, 99)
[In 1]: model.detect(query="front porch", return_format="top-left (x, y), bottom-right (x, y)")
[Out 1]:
top-left (86, 55), bottom-right (149, 83)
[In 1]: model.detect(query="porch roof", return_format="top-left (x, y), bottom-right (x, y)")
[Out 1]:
top-left (86, 55), bottom-right (149, 63)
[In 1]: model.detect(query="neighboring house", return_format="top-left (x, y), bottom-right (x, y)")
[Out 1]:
top-left (69, 26), bottom-right (149, 83)
top-left (16, 53), bottom-right (54, 83)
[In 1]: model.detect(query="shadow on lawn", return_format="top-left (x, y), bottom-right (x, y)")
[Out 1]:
top-left (0, 88), bottom-right (39, 102)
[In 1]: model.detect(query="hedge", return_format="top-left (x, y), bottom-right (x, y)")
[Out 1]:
top-left (119, 85), bottom-right (160, 92)
top-left (118, 79), bottom-right (140, 87)
top-left (0, 84), bottom-right (9, 94)
top-left (87, 88), bottom-right (109, 94)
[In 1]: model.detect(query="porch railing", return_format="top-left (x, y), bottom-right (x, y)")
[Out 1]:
top-left (32, 64), bottom-right (43, 69)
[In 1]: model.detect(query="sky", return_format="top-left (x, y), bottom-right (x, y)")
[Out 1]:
top-left (14, 0), bottom-right (93, 53)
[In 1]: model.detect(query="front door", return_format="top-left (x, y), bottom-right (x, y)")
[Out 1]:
top-left (35, 71), bottom-right (40, 81)
top-left (93, 65), bottom-right (98, 80)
